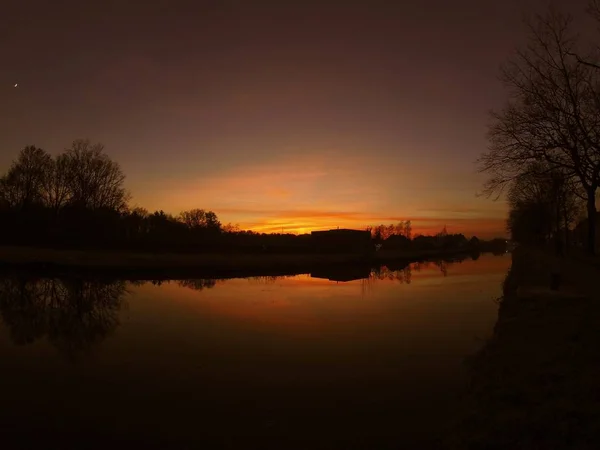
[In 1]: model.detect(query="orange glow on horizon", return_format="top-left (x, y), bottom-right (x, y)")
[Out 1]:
top-left (133, 152), bottom-right (508, 239)
top-left (236, 216), bottom-right (506, 238)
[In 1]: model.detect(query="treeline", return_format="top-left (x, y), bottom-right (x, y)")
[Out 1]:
top-left (367, 223), bottom-right (505, 254)
top-left (0, 140), bottom-right (299, 252)
top-left (478, 2), bottom-right (600, 254)
top-left (504, 162), bottom-right (582, 253)
top-left (367, 221), bottom-right (412, 240)
top-left (0, 140), bottom-right (498, 254)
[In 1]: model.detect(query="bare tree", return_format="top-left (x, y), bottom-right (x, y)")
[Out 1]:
top-left (180, 209), bottom-right (222, 232)
top-left (0, 146), bottom-right (53, 210)
top-left (63, 139), bottom-right (129, 211)
top-left (0, 176), bottom-right (19, 208)
top-left (40, 153), bottom-right (71, 212)
top-left (478, 10), bottom-right (600, 254)
top-left (222, 223), bottom-right (241, 233)
top-left (204, 210), bottom-right (221, 231)
top-left (180, 208), bottom-right (207, 229)
top-left (507, 162), bottom-right (583, 249)
top-left (569, 0), bottom-right (600, 69)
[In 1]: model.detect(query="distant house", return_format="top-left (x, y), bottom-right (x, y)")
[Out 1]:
top-left (310, 228), bottom-right (372, 254)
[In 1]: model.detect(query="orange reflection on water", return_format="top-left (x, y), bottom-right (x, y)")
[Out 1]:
top-left (129, 254), bottom-right (511, 337)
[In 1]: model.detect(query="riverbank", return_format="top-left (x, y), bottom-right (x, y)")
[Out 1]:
top-left (445, 246), bottom-right (600, 449)
top-left (0, 245), bottom-right (476, 279)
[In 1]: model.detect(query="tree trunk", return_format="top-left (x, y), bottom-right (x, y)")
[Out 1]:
top-left (563, 203), bottom-right (569, 252)
top-left (555, 198), bottom-right (562, 256)
top-left (587, 189), bottom-right (597, 255)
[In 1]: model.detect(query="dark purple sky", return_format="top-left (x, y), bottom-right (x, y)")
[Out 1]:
top-left (0, 0), bottom-right (584, 236)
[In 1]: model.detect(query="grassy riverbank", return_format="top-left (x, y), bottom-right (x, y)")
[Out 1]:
top-left (445, 246), bottom-right (600, 449)
top-left (0, 245), bottom-right (474, 279)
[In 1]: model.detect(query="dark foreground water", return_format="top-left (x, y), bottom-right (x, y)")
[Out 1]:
top-left (0, 254), bottom-right (510, 449)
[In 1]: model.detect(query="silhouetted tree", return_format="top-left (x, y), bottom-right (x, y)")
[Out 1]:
top-left (0, 146), bottom-right (52, 210)
top-left (403, 220), bottom-right (412, 240)
top-left (180, 208), bottom-right (207, 229)
top-left (63, 139), bottom-right (129, 211)
top-left (204, 210), bottom-right (221, 231)
top-left (507, 162), bottom-right (582, 249)
top-left (508, 201), bottom-right (552, 244)
top-left (478, 9), bottom-right (600, 254)
top-left (0, 140), bottom-right (495, 255)
top-left (223, 223), bottom-right (241, 233)
top-left (41, 153), bottom-right (71, 212)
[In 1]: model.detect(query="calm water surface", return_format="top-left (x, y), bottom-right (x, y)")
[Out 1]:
top-left (0, 254), bottom-right (510, 449)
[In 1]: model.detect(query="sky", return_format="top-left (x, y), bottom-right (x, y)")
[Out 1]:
top-left (0, 0), bottom-right (588, 238)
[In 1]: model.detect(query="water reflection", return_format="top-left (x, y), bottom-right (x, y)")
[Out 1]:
top-left (0, 277), bottom-right (127, 361)
top-left (0, 254), bottom-right (511, 447)
top-left (311, 265), bottom-right (372, 282)
top-left (178, 278), bottom-right (218, 291)
top-left (246, 275), bottom-right (297, 284)
top-left (371, 265), bottom-right (413, 283)
top-left (0, 254), bottom-right (508, 363)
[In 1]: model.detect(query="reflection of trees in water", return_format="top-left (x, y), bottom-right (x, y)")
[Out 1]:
top-left (370, 256), bottom-right (467, 283)
top-left (470, 251), bottom-right (481, 261)
top-left (248, 275), bottom-right (281, 285)
top-left (177, 279), bottom-right (218, 291)
top-left (246, 275), bottom-right (298, 285)
top-left (411, 258), bottom-right (464, 277)
top-left (0, 277), bottom-right (127, 361)
top-left (361, 266), bottom-right (412, 297)
top-left (130, 279), bottom-right (221, 290)
top-left (434, 260), bottom-right (448, 277)
top-left (370, 266), bottom-right (413, 284)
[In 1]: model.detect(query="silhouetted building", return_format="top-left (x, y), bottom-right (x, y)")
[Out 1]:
top-left (310, 229), bottom-right (372, 254)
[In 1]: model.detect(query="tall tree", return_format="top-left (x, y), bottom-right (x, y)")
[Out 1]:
top-left (204, 210), bottom-right (222, 231)
top-left (478, 10), bottom-right (600, 254)
top-left (63, 139), bottom-right (128, 212)
top-left (507, 162), bottom-right (582, 249)
top-left (40, 153), bottom-right (71, 212)
top-left (180, 209), bottom-right (207, 229)
top-left (0, 146), bottom-right (52, 210)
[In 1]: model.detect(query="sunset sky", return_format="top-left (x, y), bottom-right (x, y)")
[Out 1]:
top-left (0, 0), bottom-right (587, 237)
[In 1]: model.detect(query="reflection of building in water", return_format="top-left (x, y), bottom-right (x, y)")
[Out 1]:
top-left (310, 265), bottom-right (372, 282)
top-left (0, 277), bottom-right (127, 361)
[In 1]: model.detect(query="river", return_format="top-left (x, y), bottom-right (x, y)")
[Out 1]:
top-left (0, 253), bottom-right (510, 449)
